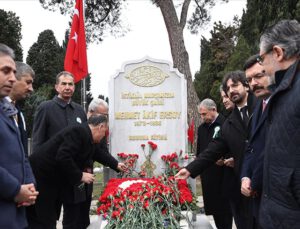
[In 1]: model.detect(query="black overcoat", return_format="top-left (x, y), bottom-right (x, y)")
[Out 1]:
top-left (29, 123), bottom-right (95, 223)
top-left (259, 60), bottom-right (300, 229)
top-left (197, 114), bottom-right (231, 215)
top-left (186, 93), bottom-right (257, 218)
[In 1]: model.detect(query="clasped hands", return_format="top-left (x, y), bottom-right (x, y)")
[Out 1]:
top-left (15, 183), bottom-right (39, 207)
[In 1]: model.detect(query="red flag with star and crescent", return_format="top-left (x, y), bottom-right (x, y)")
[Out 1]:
top-left (64, 0), bottom-right (88, 83)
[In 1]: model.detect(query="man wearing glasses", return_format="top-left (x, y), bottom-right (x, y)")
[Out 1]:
top-left (257, 19), bottom-right (300, 229)
top-left (240, 54), bottom-right (273, 229)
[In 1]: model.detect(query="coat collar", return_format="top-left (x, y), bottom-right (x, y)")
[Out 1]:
top-left (201, 113), bottom-right (225, 129)
top-left (273, 60), bottom-right (300, 95)
top-left (230, 93), bottom-right (257, 124)
top-left (83, 122), bottom-right (94, 145)
top-left (0, 103), bottom-right (19, 133)
top-left (53, 95), bottom-right (75, 109)
top-left (227, 93), bottom-right (257, 136)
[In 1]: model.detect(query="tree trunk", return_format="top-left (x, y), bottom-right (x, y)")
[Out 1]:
top-left (157, 0), bottom-right (200, 154)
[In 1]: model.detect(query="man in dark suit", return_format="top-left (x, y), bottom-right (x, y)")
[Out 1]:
top-left (0, 43), bottom-right (38, 229)
top-left (27, 115), bottom-right (108, 229)
top-left (6, 61), bottom-right (35, 155)
top-left (240, 54), bottom-right (272, 228)
top-left (197, 98), bottom-right (232, 229)
top-left (176, 70), bottom-right (257, 229)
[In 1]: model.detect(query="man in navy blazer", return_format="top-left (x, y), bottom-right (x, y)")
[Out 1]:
top-left (240, 54), bottom-right (273, 228)
top-left (0, 43), bottom-right (38, 229)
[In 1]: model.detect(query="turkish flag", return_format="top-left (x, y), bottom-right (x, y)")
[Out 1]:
top-left (64, 0), bottom-right (88, 83)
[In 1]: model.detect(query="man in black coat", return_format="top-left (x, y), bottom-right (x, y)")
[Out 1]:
top-left (257, 20), bottom-right (300, 229)
top-left (32, 71), bottom-right (87, 150)
top-left (61, 98), bottom-right (126, 229)
top-left (197, 98), bottom-right (232, 229)
top-left (176, 70), bottom-right (257, 229)
top-left (31, 71), bottom-right (87, 225)
top-left (27, 115), bottom-right (108, 229)
top-left (240, 54), bottom-right (272, 228)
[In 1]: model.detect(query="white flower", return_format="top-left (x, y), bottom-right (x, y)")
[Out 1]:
top-left (213, 126), bottom-right (220, 138)
top-left (118, 180), bottom-right (147, 190)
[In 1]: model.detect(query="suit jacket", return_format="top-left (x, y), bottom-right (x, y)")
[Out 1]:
top-left (0, 102), bottom-right (35, 229)
top-left (241, 99), bottom-right (269, 192)
top-left (241, 99), bottom-right (270, 219)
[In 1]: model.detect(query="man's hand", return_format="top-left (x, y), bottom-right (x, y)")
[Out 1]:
top-left (81, 172), bottom-right (95, 184)
top-left (215, 158), bottom-right (224, 166)
top-left (241, 177), bottom-right (252, 197)
top-left (224, 157), bottom-right (234, 168)
top-left (14, 183), bottom-right (39, 206)
top-left (175, 168), bottom-right (191, 180)
top-left (117, 162), bottom-right (127, 172)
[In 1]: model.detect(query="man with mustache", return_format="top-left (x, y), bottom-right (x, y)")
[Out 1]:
top-left (240, 54), bottom-right (273, 229)
top-left (176, 71), bottom-right (257, 229)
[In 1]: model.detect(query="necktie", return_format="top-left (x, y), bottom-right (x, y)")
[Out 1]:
top-left (240, 106), bottom-right (249, 126)
top-left (262, 100), bottom-right (267, 112)
top-left (10, 101), bottom-right (19, 124)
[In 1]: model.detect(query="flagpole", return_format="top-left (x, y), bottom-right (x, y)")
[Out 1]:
top-left (65, 0), bottom-right (88, 109)
top-left (82, 0), bottom-right (87, 112)
top-left (82, 77), bottom-right (87, 112)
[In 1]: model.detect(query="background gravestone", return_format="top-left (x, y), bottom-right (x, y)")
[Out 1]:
top-left (109, 57), bottom-right (188, 175)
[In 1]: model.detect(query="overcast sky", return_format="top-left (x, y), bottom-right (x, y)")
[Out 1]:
top-left (1, 0), bottom-right (246, 97)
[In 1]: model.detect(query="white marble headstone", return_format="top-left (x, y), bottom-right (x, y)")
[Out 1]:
top-left (109, 57), bottom-right (187, 175)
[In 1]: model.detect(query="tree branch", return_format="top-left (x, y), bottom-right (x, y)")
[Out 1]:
top-left (180, 0), bottom-right (191, 29)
